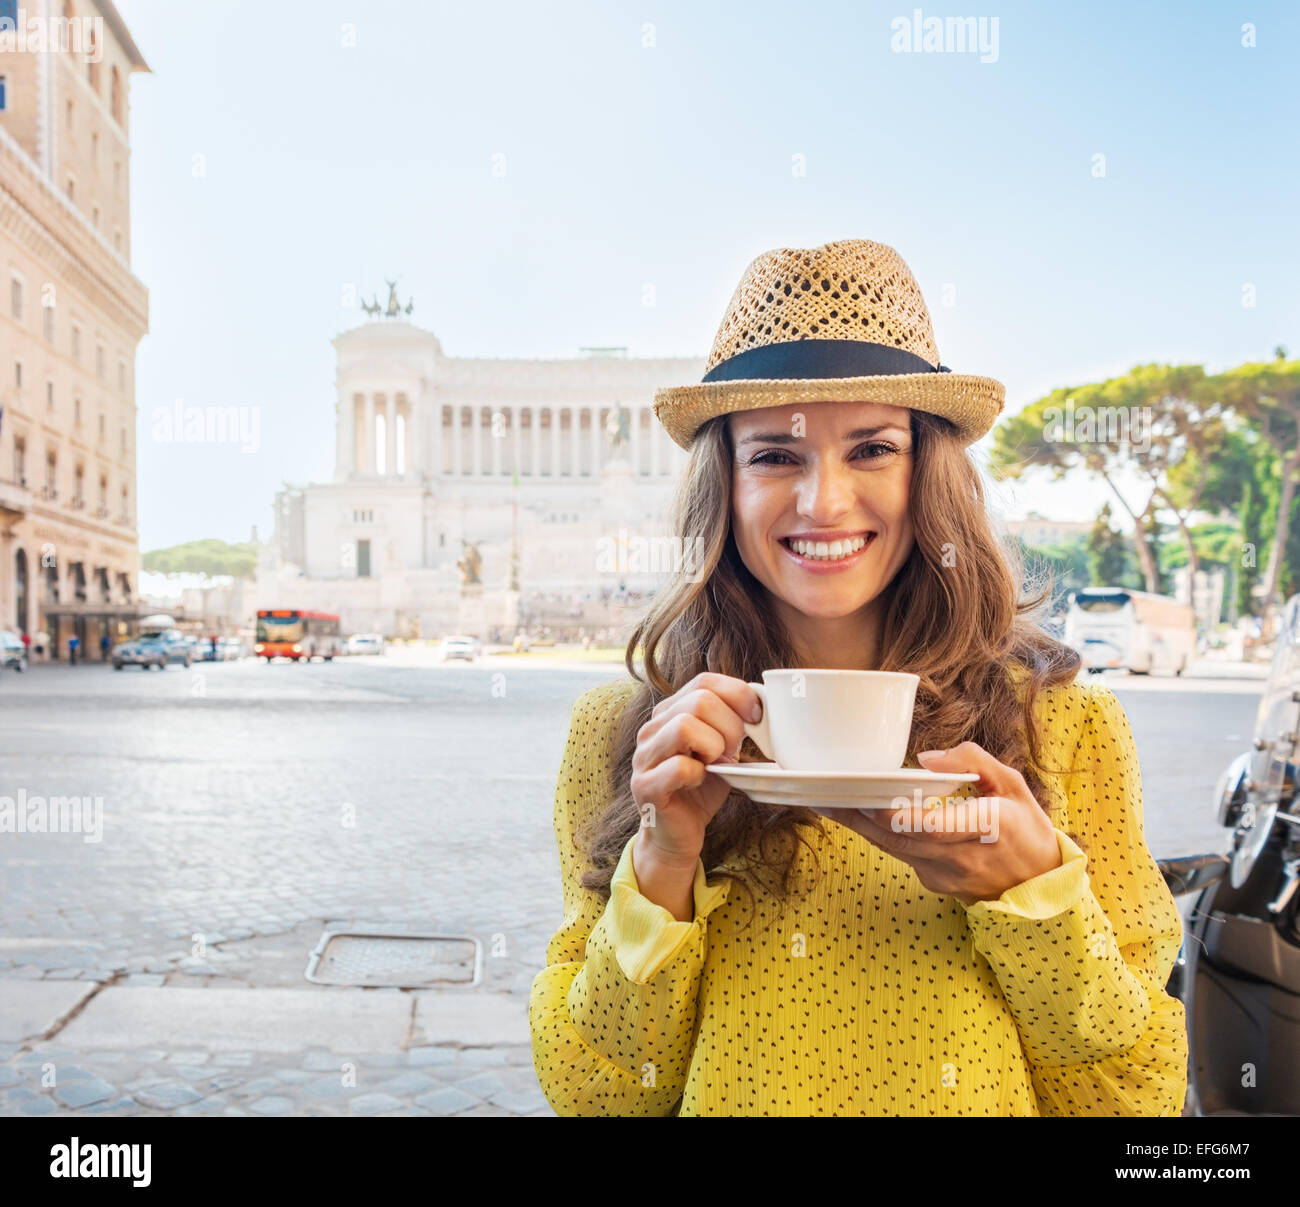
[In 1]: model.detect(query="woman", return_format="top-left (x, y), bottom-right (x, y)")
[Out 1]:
top-left (529, 239), bottom-right (1187, 1116)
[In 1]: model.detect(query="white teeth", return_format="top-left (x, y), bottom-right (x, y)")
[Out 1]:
top-left (786, 535), bottom-right (870, 560)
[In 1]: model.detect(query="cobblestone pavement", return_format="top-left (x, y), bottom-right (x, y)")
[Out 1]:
top-left (0, 655), bottom-right (1264, 1115)
top-left (0, 656), bottom-right (627, 1116)
top-left (0, 1038), bottom-right (548, 1117)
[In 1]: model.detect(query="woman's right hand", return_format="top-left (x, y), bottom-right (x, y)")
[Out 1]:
top-left (630, 672), bottom-right (763, 869)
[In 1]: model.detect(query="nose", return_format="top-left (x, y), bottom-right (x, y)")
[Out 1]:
top-left (795, 455), bottom-right (859, 524)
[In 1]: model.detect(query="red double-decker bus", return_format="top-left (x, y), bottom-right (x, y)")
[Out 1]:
top-left (255, 610), bottom-right (344, 661)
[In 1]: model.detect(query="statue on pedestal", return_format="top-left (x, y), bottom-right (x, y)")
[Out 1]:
top-left (604, 405), bottom-right (631, 458)
top-left (457, 541), bottom-right (482, 587)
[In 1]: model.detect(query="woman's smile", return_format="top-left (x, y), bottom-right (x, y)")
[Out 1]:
top-left (778, 531), bottom-right (878, 572)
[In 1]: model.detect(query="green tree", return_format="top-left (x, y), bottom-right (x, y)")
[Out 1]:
top-left (142, 538), bottom-right (258, 578)
top-left (990, 364), bottom-right (1215, 593)
top-left (1086, 503), bottom-right (1141, 588)
top-left (1206, 354), bottom-right (1300, 618)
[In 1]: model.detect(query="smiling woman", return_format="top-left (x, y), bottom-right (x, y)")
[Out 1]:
top-left (529, 239), bottom-right (1187, 1117)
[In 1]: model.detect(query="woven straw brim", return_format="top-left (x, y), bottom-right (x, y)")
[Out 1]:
top-left (652, 372), bottom-right (1005, 451)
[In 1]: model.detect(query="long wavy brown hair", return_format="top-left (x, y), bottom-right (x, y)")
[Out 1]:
top-left (577, 408), bottom-right (1083, 923)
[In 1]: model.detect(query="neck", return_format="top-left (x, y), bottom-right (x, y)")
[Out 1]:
top-left (778, 597), bottom-right (885, 671)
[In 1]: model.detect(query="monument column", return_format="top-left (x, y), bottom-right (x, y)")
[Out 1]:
top-left (590, 406), bottom-right (601, 476)
top-left (550, 407), bottom-right (559, 478)
top-left (364, 394), bottom-right (376, 473)
top-left (530, 406), bottom-right (540, 475)
top-left (569, 407), bottom-right (580, 477)
top-left (385, 395), bottom-right (397, 476)
top-left (336, 388), bottom-right (355, 478)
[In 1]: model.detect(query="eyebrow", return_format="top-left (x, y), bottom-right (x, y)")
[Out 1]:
top-left (733, 424), bottom-right (910, 449)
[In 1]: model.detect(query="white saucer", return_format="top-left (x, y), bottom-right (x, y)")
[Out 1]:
top-left (705, 763), bottom-right (979, 809)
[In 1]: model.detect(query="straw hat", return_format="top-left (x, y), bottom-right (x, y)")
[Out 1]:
top-left (652, 239), bottom-right (1004, 450)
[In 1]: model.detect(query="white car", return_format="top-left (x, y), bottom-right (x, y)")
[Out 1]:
top-left (347, 633), bottom-right (385, 655)
top-left (439, 635), bottom-right (481, 662)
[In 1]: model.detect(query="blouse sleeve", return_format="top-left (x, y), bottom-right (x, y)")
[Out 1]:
top-left (960, 682), bottom-right (1189, 1116)
top-left (528, 681), bottom-right (731, 1116)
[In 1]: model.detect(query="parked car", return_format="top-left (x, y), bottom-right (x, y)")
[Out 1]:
top-left (219, 637), bottom-right (244, 660)
top-left (0, 629), bottom-right (27, 672)
top-left (347, 633), bottom-right (385, 655)
top-left (439, 635), bottom-right (482, 662)
top-left (112, 629), bottom-right (193, 670)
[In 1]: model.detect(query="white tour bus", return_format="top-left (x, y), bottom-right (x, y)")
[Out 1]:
top-left (1064, 587), bottom-right (1196, 675)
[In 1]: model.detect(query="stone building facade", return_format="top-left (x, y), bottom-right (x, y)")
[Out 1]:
top-left (0, 0), bottom-right (149, 657)
top-left (258, 294), bottom-right (706, 639)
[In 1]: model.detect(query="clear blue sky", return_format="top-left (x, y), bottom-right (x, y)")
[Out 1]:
top-left (112, 0), bottom-right (1299, 551)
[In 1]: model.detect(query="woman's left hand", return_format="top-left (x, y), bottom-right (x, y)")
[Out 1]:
top-left (810, 742), bottom-right (1062, 905)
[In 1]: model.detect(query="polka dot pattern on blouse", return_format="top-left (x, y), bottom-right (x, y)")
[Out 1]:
top-left (528, 676), bottom-right (1187, 1116)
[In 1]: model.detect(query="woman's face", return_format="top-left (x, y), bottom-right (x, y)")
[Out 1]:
top-left (728, 401), bottom-right (916, 625)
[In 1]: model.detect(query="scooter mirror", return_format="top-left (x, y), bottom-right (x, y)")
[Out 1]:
top-left (1215, 751), bottom-right (1252, 828)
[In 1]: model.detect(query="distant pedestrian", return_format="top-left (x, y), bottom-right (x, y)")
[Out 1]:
top-left (68, 634), bottom-right (80, 666)
top-left (101, 631), bottom-right (111, 661)
top-left (21, 631), bottom-right (30, 657)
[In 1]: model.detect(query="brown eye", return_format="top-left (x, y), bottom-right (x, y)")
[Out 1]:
top-left (857, 442), bottom-right (903, 460)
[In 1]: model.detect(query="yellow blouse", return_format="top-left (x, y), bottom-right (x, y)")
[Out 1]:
top-left (529, 675), bottom-right (1188, 1116)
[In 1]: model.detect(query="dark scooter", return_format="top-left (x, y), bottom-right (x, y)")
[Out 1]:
top-left (1157, 595), bottom-right (1300, 1116)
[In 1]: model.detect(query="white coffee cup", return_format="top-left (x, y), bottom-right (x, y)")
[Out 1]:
top-left (742, 669), bottom-right (920, 773)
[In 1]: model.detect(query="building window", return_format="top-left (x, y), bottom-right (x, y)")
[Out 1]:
top-left (43, 303), bottom-right (54, 343)
top-left (65, 98), bottom-right (73, 130)
top-left (14, 436), bottom-right (25, 485)
top-left (97, 412), bottom-right (105, 441)
top-left (95, 344), bottom-right (104, 378)
top-left (113, 160), bottom-right (121, 196)
top-left (98, 473), bottom-right (107, 516)
top-left (356, 539), bottom-right (371, 578)
top-left (120, 425), bottom-right (126, 453)
top-left (91, 205), bottom-right (99, 228)
top-left (44, 450), bottom-right (57, 499)
top-left (9, 275), bottom-right (21, 321)
top-left (14, 547), bottom-right (27, 632)
top-left (13, 361), bottom-right (21, 389)
top-left (46, 381), bottom-right (53, 411)
top-left (117, 360), bottom-right (126, 392)
top-left (113, 229), bottom-right (121, 252)
top-left (73, 463), bottom-right (84, 507)
top-left (120, 484), bottom-right (128, 524)
top-left (70, 325), bottom-right (80, 361)
top-left (111, 65), bottom-right (122, 126)
top-left (73, 397), bottom-right (81, 426)
top-left (90, 129), bottom-right (98, 165)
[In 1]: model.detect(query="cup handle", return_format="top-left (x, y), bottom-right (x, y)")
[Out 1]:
top-left (743, 682), bottom-right (772, 760)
